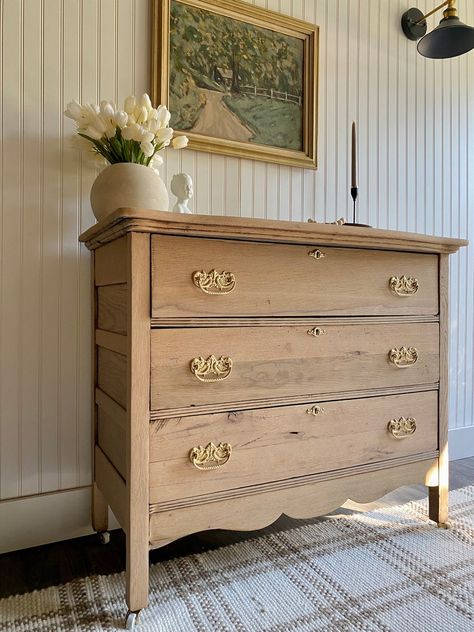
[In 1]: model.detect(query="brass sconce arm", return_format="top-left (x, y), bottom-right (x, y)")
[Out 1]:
top-left (413, 0), bottom-right (456, 26)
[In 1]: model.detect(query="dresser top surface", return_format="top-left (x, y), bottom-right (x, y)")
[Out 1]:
top-left (79, 207), bottom-right (468, 254)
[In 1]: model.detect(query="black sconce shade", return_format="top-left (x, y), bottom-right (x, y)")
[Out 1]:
top-left (417, 16), bottom-right (474, 58)
top-left (401, 2), bottom-right (474, 59)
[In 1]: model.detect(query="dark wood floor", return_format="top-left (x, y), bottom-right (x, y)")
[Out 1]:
top-left (1, 457), bottom-right (473, 599)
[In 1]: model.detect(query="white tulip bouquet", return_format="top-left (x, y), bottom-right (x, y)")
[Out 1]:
top-left (64, 93), bottom-right (188, 167)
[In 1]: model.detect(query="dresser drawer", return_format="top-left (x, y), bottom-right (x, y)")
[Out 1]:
top-left (149, 391), bottom-right (438, 504)
top-left (151, 236), bottom-right (438, 318)
top-left (150, 323), bottom-right (439, 410)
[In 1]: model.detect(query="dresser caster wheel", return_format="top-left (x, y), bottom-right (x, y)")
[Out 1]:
top-left (99, 531), bottom-right (110, 544)
top-left (125, 610), bottom-right (140, 630)
top-left (437, 522), bottom-right (450, 529)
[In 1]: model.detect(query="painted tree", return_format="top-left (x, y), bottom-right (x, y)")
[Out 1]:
top-left (170, 2), bottom-right (303, 96)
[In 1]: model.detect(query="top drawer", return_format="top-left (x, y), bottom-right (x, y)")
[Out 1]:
top-left (151, 236), bottom-right (438, 318)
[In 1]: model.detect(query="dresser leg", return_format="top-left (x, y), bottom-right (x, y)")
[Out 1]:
top-left (92, 482), bottom-right (109, 533)
top-left (126, 532), bottom-right (149, 613)
top-left (428, 451), bottom-right (449, 527)
top-left (428, 485), bottom-right (449, 528)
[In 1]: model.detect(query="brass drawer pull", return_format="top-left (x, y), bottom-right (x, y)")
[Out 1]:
top-left (306, 405), bottom-right (325, 416)
top-left (389, 275), bottom-right (419, 296)
top-left (189, 442), bottom-right (232, 470)
top-left (307, 327), bottom-right (326, 337)
top-left (388, 346), bottom-right (418, 368)
top-left (387, 416), bottom-right (417, 439)
top-left (190, 355), bottom-right (233, 382)
top-left (308, 249), bottom-right (326, 260)
top-left (193, 269), bottom-right (236, 294)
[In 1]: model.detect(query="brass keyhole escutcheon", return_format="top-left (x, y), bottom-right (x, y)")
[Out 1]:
top-left (307, 327), bottom-right (326, 337)
top-left (308, 249), bottom-right (326, 260)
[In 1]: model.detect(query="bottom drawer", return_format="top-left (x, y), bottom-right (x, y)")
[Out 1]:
top-left (149, 391), bottom-right (438, 504)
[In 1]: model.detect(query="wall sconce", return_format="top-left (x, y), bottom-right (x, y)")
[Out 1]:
top-left (401, 0), bottom-right (474, 58)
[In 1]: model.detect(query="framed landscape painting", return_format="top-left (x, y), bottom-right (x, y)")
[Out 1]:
top-left (152, 0), bottom-right (318, 168)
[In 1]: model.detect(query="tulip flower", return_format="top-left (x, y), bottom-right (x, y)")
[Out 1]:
top-left (65, 93), bottom-right (187, 167)
top-left (155, 127), bottom-right (173, 146)
top-left (124, 95), bottom-right (136, 114)
top-left (100, 101), bottom-right (115, 118)
top-left (93, 115), bottom-right (109, 134)
top-left (172, 135), bottom-right (189, 149)
top-left (105, 122), bottom-right (117, 139)
top-left (113, 110), bottom-right (128, 128)
top-left (155, 105), bottom-right (171, 128)
top-left (83, 125), bottom-right (103, 140)
top-left (134, 105), bottom-right (148, 125)
top-left (140, 131), bottom-right (155, 144)
top-left (140, 140), bottom-right (155, 157)
top-left (139, 93), bottom-right (152, 111)
top-left (64, 99), bottom-right (83, 121)
top-left (148, 119), bottom-right (160, 134)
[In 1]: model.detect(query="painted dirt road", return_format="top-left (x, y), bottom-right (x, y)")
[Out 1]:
top-left (191, 89), bottom-right (253, 142)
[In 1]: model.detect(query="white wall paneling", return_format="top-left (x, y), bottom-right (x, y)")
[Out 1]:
top-left (1, 0), bottom-right (473, 551)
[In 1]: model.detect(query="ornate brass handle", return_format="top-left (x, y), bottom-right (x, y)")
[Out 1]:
top-left (388, 346), bottom-right (418, 368)
top-left (189, 442), bottom-right (232, 470)
top-left (387, 417), bottom-right (417, 439)
top-left (389, 275), bottom-right (419, 297)
top-left (307, 327), bottom-right (326, 337)
top-left (190, 355), bottom-right (233, 382)
top-left (193, 269), bottom-right (236, 294)
top-left (308, 249), bottom-right (326, 260)
top-left (306, 405), bottom-right (325, 416)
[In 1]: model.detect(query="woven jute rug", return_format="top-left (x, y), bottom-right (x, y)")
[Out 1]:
top-left (1, 486), bottom-right (473, 632)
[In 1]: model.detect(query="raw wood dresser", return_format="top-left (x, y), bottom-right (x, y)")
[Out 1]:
top-left (79, 209), bottom-right (467, 628)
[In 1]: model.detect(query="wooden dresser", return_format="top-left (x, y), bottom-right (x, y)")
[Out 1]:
top-left (79, 209), bottom-right (467, 628)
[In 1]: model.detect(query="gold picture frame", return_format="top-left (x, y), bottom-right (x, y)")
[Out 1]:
top-left (151, 0), bottom-right (318, 169)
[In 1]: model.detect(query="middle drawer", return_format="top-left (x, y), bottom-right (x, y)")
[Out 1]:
top-left (150, 322), bottom-right (439, 410)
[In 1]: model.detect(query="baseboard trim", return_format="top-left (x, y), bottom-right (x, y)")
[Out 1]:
top-left (0, 487), bottom-right (119, 554)
top-left (449, 426), bottom-right (474, 461)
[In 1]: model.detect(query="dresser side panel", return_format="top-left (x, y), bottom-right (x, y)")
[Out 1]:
top-left (95, 236), bottom-right (127, 286)
top-left (97, 348), bottom-right (127, 409)
top-left (97, 407), bottom-right (126, 479)
top-left (91, 248), bottom-right (109, 534)
top-left (97, 284), bottom-right (127, 334)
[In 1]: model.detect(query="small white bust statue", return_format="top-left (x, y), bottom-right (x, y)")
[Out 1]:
top-left (171, 173), bottom-right (193, 214)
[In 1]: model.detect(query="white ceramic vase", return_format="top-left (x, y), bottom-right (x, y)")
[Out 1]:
top-left (90, 162), bottom-right (169, 222)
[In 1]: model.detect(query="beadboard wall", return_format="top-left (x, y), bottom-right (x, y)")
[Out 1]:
top-left (0, 0), bottom-right (473, 551)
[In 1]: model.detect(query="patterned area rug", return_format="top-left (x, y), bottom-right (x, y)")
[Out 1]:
top-left (1, 486), bottom-right (473, 631)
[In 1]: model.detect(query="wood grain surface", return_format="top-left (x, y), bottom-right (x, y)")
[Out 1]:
top-left (94, 237), bottom-right (127, 286)
top-left (82, 214), bottom-right (467, 614)
top-left (79, 208), bottom-right (468, 255)
top-left (125, 232), bottom-right (151, 612)
top-left (149, 391), bottom-right (438, 504)
top-left (97, 407), bottom-right (126, 479)
top-left (151, 235), bottom-right (439, 318)
top-left (97, 348), bottom-right (127, 409)
top-left (150, 322), bottom-right (439, 410)
top-left (97, 284), bottom-right (127, 334)
top-left (149, 458), bottom-right (438, 548)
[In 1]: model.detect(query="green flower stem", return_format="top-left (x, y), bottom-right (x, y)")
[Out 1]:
top-left (78, 130), bottom-right (166, 166)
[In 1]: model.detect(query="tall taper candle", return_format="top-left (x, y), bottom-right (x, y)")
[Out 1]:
top-left (351, 121), bottom-right (357, 188)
